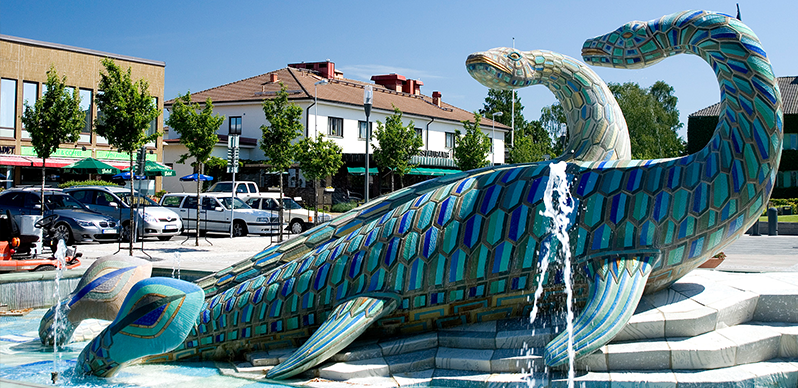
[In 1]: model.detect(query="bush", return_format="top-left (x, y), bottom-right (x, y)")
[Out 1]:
top-left (768, 198), bottom-right (798, 214)
top-left (331, 201), bottom-right (358, 213)
top-left (59, 180), bottom-right (119, 189)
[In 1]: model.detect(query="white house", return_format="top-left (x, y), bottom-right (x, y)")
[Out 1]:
top-left (162, 60), bottom-right (509, 197)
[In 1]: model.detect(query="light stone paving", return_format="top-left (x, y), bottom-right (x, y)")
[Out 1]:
top-left (222, 270), bottom-right (798, 387)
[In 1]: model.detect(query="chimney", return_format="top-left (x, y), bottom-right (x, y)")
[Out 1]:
top-left (287, 60), bottom-right (336, 79)
top-left (432, 91), bottom-right (441, 107)
top-left (270, 73), bottom-right (278, 83)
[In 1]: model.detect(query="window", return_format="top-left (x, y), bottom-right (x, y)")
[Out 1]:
top-left (68, 190), bottom-right (92, 204)
top-left (247, 182), bottom-right (257, 193)
top-left (358, 121), bottom-right (372, 140)
top-left (79, 89), bottom-right (93, 142)
top-left (328, 117), bottom-right (343, 137)
top-left (145, 97), bottom-right (158, 145)
top-left (0, 79), bottom-right (17, 138)
top-left (181, 196), bottom-right (198, 209)
top-left (415, 128), bottom-right (424, 146)
top-left (96, 90), bottom-right (108, 144)
top-left (161, 196), bottom-right (183, 208)
top-left (21, 82), bottom-right (38, 139)
top-left (247, 198), bottom-right (260, 209)
top-left (229, 116), bottom-right (242, 135)
top-left (445, 132), bottom-right (455, 149)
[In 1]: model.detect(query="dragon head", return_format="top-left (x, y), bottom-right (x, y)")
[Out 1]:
top-left (581, 18), bottom-right (667, 70)
top-left (466, 47), bottom-right (537, 90)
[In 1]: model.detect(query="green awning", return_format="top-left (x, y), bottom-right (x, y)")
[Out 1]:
top-left (408, 167), bottom-right (462, 176)
top-left (124, 160), bottom-right (176, 177)
top-left (62, 157), bottom-right (121, 175)
top-left (347, 167), bottom-right (379, 176)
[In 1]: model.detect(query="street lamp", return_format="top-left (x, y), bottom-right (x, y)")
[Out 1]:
top-left (491, 111), bottom-right (503, 166)
top-left (363, 85), bottom-right (373, 202)
top-left (314, 79), bottom-right (328, 138)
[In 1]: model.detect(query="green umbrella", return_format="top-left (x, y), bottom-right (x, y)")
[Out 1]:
top-left (62, 157), bottom-right (121, 175)
top-left (124, 160), bottom-right (176, 177)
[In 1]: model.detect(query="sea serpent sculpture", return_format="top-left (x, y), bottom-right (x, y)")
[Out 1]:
top-left (41, 53), bottom-right (631, 348)
top-left (61, 9), bottom-right (780, 380)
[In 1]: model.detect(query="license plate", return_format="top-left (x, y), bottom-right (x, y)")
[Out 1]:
top-left (101, 229), bottom-right (115, 234)
top-left (163, 225), bottom-right (178, 232)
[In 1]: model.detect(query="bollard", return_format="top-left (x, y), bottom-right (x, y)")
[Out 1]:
top-left (750, 220), bottom-right (760, 236)
top-left (767, 207), bottom-right (778, 236)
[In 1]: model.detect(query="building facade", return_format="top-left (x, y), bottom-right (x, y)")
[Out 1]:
top-left (163, 60), bottom-right (509, 199)
top-left (0, 34), bottom-right (165, 190)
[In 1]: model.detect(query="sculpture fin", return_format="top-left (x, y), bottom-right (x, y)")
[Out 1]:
top-left (75, 277), bottom-right (204, 377)
top-left (544, 253), bottom-right (659, 366)
top-left (267, 296), bottom-right (397, 380)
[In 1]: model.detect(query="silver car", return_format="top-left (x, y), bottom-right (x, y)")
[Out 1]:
top-left (65, 186), bottom-right (182, 241)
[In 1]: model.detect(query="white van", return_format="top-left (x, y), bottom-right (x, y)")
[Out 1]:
top-left (159, 193), bottom-right (281, 237)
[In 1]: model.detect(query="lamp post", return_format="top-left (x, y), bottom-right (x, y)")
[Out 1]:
top-left (491, 111), bottom-right (503, 166)
top-left (314, 79), bottom-right (328, 138)
top-left (228, 117), bottom-right (242, 238)
top-left (363, 85), bottom-right (373, 202)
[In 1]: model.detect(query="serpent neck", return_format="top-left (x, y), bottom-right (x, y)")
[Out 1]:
top-left (655, 11), bottom-right (782, 171)
top-left (525, 50), bottom-right (628, 160)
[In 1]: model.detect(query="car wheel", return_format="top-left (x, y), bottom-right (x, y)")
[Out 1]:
top-left (158, 236), bottom-right (172, 241)
top-left (289, 219), bottom-right (304, 234)
top-left (52, 223), bottom-right (74, 245)
top-left (233, 220), bottom-right (247, 237)
top-left (33, 265), bottom-right (56, 272)
top-left (121, 222), bottom-right (137, 243)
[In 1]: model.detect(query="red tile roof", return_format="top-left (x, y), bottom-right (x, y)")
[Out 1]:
top-left (165, 67), bottom-right (509, 130)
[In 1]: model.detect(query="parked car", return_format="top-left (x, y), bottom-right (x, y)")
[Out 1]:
top-left (159, 193), bottom-right (282, 237)
top-left (64, 186), bottom-right (182, 241)
top-left (246, 196), bottom-right (332, 234)
top-left (206, 181), bottom-right (261, 201)
top-left (0, 189), bottom-right (119, 245)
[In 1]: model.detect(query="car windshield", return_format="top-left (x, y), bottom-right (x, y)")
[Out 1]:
top-left (218, 197), bottom-right (251, 209)
top-left (209, 183), bottom-right (232, 192)
top-left (281, 198), bottom-right (303, 210)
top-left (119, 193), bottom-right (159, 207)
top-left (44, 194), bottom-right (89, 210)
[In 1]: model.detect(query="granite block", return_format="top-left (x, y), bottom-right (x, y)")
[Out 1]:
top-left (494, 326), bottom-right (554, 348)
top-left (574, 346), bottom-right (608, 372)
top-left (245, 351), bottom-right (279, 367)
top-left (669, 332), bottom-right (737, 369)
top-left (392, 369), bottom-right (435, 387)
top-left (608, 370), bottom-right (677, 388)
top-left (766, 322), bottom-right (798, 358)
top-left (436, 347), bottom-right (493, 372)
top-left (673, 364), bottom-right (757, 387)
top-left (490, 348), bottom-right (544, 373)
top-left (438, 330), bottom-right (496, 349)
top-left (440, 320), bottom-right (497, 333)
top-left (332, 342), bottom-right (384, 362)
top-left (486, 373), bottom-right (538, 388)
top-left (717, 324), bottom-right (780, 365)
top-left (431, 368), bottom-right (492, 388)
top-left (550, 371), bottom-right (611, 387)
top-left (385, 348), bottom-right (437, 374)
top-left (606, 340), bottom-right (671, 370)
top-left (754, 294), bottom-right (798, 323)
top-left (379, 332), bottom-right (438, 356)
top-left (661, 303), bottom-right (718, 338)
top-left (738, 359), bottom-right (798, 388)
top-left (318, 357), bottom-right (390, 380)
top-left (614, 306), bottom-right (665, 342)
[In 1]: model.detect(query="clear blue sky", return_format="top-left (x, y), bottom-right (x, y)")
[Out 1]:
top-left (2, 0), bottom-right (795, 140)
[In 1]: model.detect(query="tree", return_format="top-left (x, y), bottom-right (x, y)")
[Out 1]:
top-left (261, 84), bottom-right (304, 241)
top-left (294, 134), bottom-right (343, 224)
top-left (453, 113), bottom-right (491, 171)
top-left (373, 106), bottom-right (423, 192)
top-left (165, 93), bottom-right (223, 245)
top-left (479, 89), bottom-right (526, 130)
top-left (608, 81), bottom-right (685, 159)
top-left (539, 103), bottom-right (567, 155)
top-left (94, 58), bottom-right (160, 254)
top-left (508, 121), bottom-right (552, 163)
top-left (21, 66), bottom-right (85, 215)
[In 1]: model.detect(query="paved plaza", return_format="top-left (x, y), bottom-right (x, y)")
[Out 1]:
top-left (72, 232), bottom-right (798, 275)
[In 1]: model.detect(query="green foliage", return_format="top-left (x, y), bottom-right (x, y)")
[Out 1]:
top-left (294, 134), bottom-right (343, 184)
top-left (509, 121), bottom-right (552, 163)
top-left (261, 83), bottom-right (304, 172)
top-left (608, 81), bottom-right (686, 159)
top-left (454, 113), bottom-right (491, 171)
top-left (58, 180), bottom-right (119, 189)
top-left (373, 106), bottom-right (423, 190)
top-left (94, 58), bottom-right (160, 153)
top-left (768, 198), bottom-right (798, 214)
top-left (22, 66), bottom-right (85, 160)
top-left (331, 201), bottom-right (359, 213)
top-left (539, 103), bottom-right (567, 154)
top-left (478, 89), bottom-right (526, 129)
top-left (165, 93), bottom-right (223, 165)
